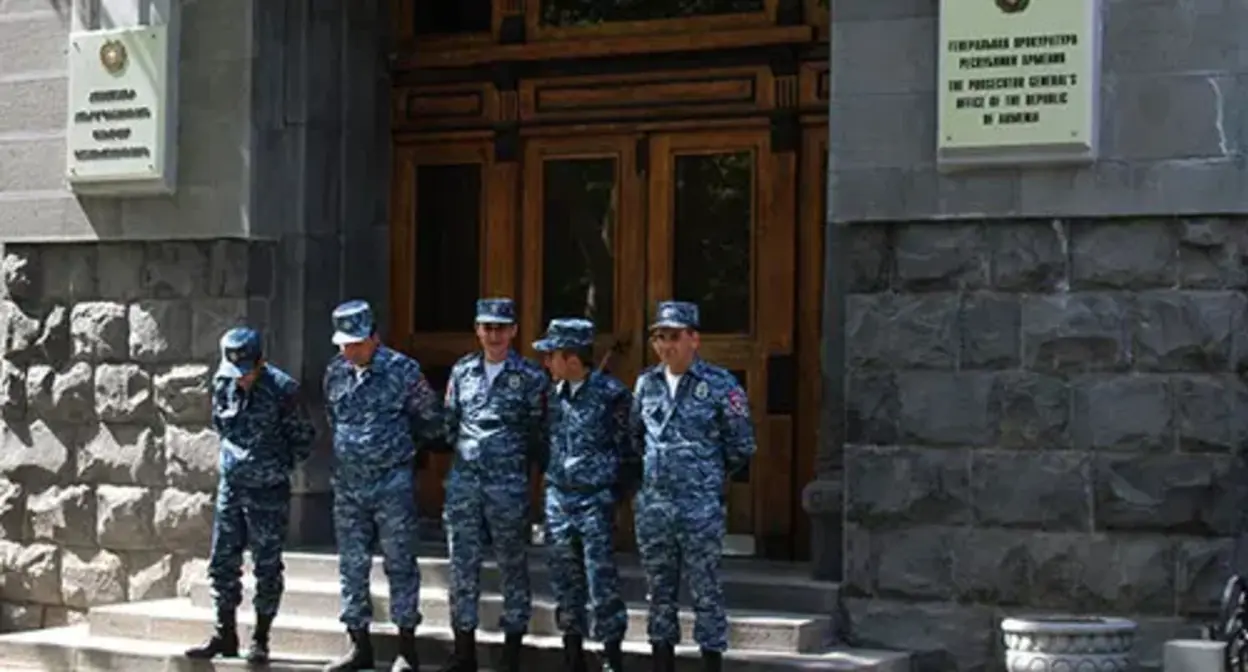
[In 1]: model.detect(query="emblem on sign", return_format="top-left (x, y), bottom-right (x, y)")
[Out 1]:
top-left (99, 39), bottom-right (127, 73)
top-left (694, 381), bottom-right (709, 400)
top-left (995, 0), bottom-right (1029, 13)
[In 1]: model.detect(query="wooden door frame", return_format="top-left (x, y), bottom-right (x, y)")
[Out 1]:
top-left (795, 121), bottom-right (827, 560)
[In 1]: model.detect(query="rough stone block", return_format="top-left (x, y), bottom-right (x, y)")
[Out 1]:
top-left (153, 489), bottom-right (214, 554)
top-left (1179, 218), bottom-right (1248, 289)
top-left (2, 300), bottom-right (42, 362)
top-left (893, 223), bottom-right (987, 290)
top-left (60, 548), bottom-right (126, 609)
top-left (1093, 453), bottom-right (1234, 534)
top-left (989, 221), bottom-right (1067, 292)
top-left (1021, 293), bottom-right (1130, 372)
top-left (128, 300), bottom-right (192, 363)
top-left (6, 543), bottom-right (60, 605)
top-left (126, 551), bottom-right (179, 601)
top-left (0, 602), bottom-right (44, 631)
top-left (844, 226), bottom-right (891, 293)
top-left (846, 293), bottom-right (959, 370)
top-left (95, 244), bottom-right (145, 301)
top-left (40, 606), bottom-right (86, 627)
top-left (845, 597), bottom-right (995, 671)
top-left (1132, 291), bottom-right (1239, 372)
top-left (897, 372), bottom-right (995, 447)
top-left (1071, 221), bottom-right (1177, 289)
top-left (37, 245), bottom-right (97, 302)
top-left (846, 372), bottom-right (899, 445)
top-left (165, 425), bottom-right (220, 491)
top-left (959, 293), bottom-right (1020, 369)
top-left (990, 372), bottom-right (1070, 450)
top-left (153, 365), bottom-right (212, 424)
top-left (96, 485), bottom-right (156, 551)
top-left (35, 305), bottom-right (70, 366)
top-left (1173, 375), bottom-right (1247, 453)
top-left (77, 424), bottom-right (164, 487)
top-left (1176, 537), bottom-right (1234, 617)
top-left (69, 303), bottom-right (128, 362)
top-left (246, 241), bottom-right (277, 298)
top-left (26, 484), bottom-right (95, 546)
top-left (0, 360), bottom-right (25, 420)
top-left (142, 242), bottom-right (209, 298)
top-left (208, 240), bottom-right (250, 297)
top-left (191, 298), bottom-right (248, 361)
top-left (26, 362), bottom-right (94, 423)
top-left (863, 526), bottom-right (965, 601)
top-left (0, 479), bottom-right (22, 540)
top-left (1071, 375), bottom-right (1173, 452)
top-left (971, 451), bottom-right (1091, 531)
top-left (92, 364), bottom-right (153, 423)
top-left (845, 445), bottom-right (970, 527)
top-left (177, 555), bottom-right (209, 597)
top-left (0, 420), bottom-right (74, 488)
top-left (1, 246), bottom-right (38, 302)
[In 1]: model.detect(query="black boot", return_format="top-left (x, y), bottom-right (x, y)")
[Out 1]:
top-left (562, 633), bottom-right (587, 672)
top-left (322, 628), bottom-right (374, 671)
top-left (184, 609), bottom-right (239, 659)
top-left (437, 629), bottom-right (477, 672)
top-left (498, 633), bottom-right (523, 672)
top-left (247, 613), bottom-right (274, 664)
top-left (652, 642), bottom-right (675, 672)
top-left (391, 627), bottom-right (420, 672)
top-left (602, 639), bottom-right (624, 672)
top-left (701, 649), bottom-right (723, 672)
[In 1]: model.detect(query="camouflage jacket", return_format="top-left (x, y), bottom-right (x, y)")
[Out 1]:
top-left (543, 371), bottom-right (631, 494)
top-left (444, 350), bottom-right (546, 484)
top-left (213, 365), bottom-right (316, 488)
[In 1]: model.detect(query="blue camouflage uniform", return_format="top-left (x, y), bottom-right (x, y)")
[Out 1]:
top-left (209, 327), bottom-right (316, 619)
top-left (323, 300), bottom-right (445, 631)
top-left (629, 301), bottom-right (757, 652)
top-left (442, 298), bottom-right (546, 635)
top-left (534, 319), bottom-right (630, 645)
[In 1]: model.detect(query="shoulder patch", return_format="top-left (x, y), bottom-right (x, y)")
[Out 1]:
top-left (726, 387), bottom-right (749, 417)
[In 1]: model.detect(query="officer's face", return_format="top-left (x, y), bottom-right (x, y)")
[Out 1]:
top-left (651, 328), bottom-right (699, 372)
top-left (340, 335), bottom-right (379, 366)
top-left (237, 362), bottom-right (264, 390)
top-left (544, 351), bottom-right (571, 380)
top-left (476, 322), bottom-right (516, 360)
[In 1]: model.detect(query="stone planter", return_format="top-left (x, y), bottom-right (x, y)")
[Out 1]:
top-left (1001, 616), bottom-right (1137, 671)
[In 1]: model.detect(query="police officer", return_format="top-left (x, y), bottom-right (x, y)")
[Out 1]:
top-left (438, 298), bottom-right (546, 672)
top-left (186, 327), bottom-right (316, 665)
top-left (321, 300), bottom-right (445, 672)
top-left (534, 318), bottom-right (630, 672)
top-left (628, 301), bottom-right (757, 672)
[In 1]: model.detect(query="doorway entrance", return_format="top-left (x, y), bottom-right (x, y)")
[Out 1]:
top-left (386, 0), bottom-right (828, 561)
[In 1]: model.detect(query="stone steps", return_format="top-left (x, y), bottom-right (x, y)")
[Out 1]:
top-left (189, 576), bottom-right (830, 653)
top-left (269, 550), bottom-right (842, 615)
top-left (80, 599), bottom-right (910, 672)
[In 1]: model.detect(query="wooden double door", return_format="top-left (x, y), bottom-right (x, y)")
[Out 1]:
top-left (390, 126), bottom-right (822, 559)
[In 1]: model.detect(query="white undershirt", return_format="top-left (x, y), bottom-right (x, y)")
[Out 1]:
top-left (484, 359), bottom-right (505, 388)
top-left (558, 379), bottom-right (586, 398)
top-left (664, 369), bottom-right (682, 398)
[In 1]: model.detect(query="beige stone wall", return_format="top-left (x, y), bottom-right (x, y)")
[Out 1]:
top-left (0, 240), bottom-right (278, 630)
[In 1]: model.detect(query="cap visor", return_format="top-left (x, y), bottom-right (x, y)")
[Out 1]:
top-left (216, 360), bottom-right (252, 379)
top-left (476, 316), bottom-right (515, 325)
top-left (332, 331), bottom-right (367, 346)
top-left (649, 320), bottom-right (689, 331)
top-left (533, 339), bottom-right (556, 352)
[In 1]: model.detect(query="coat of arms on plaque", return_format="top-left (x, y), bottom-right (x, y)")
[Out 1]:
top-left (996, 0), bottom-right (1030, 13)
top-left (99, 39), bottom-right (127, 73)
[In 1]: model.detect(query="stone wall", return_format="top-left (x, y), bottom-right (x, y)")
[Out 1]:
top-left (840, 217), bottom-right (1247, 670)
top-left (0, 240), bottom-right (278, 630)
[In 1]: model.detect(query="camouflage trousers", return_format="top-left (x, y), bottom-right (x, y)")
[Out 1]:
top-left (545, 487), bottom-right (627, 643)
top-left (333, 466), bottom-right (422, 629)
top-left (443, 472), bottom-right (531, 634)
top-left (208, 481), bottom-right (291, 618)
top-left (635, 490), bottom-right (728, 651)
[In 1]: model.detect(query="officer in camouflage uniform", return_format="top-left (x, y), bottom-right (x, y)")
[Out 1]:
top-left (438, 298), bottom-right (546, 672)
top-left (627, 301), bottom-right (757, 672)
top-left (534, 318), bottom-right (630, 672)
top-left (321, 300), bottom-right (445, 672)
top-left (186, 327), bottom-right (316, 665)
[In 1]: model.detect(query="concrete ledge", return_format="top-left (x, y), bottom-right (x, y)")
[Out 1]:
top-left (1164, 640), bottom-right (1224, 672)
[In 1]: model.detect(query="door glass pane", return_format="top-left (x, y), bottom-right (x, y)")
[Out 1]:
top-left (672, 151), bottom-right (753, 334)
top-left (540, 0), bottom-right (764, 26)
top-left (415, 164), bottom-right (481, 331)
top-left (414, 0), bottom-right (492, 35)
top-left (541, 158), bottom-right (617, 331)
